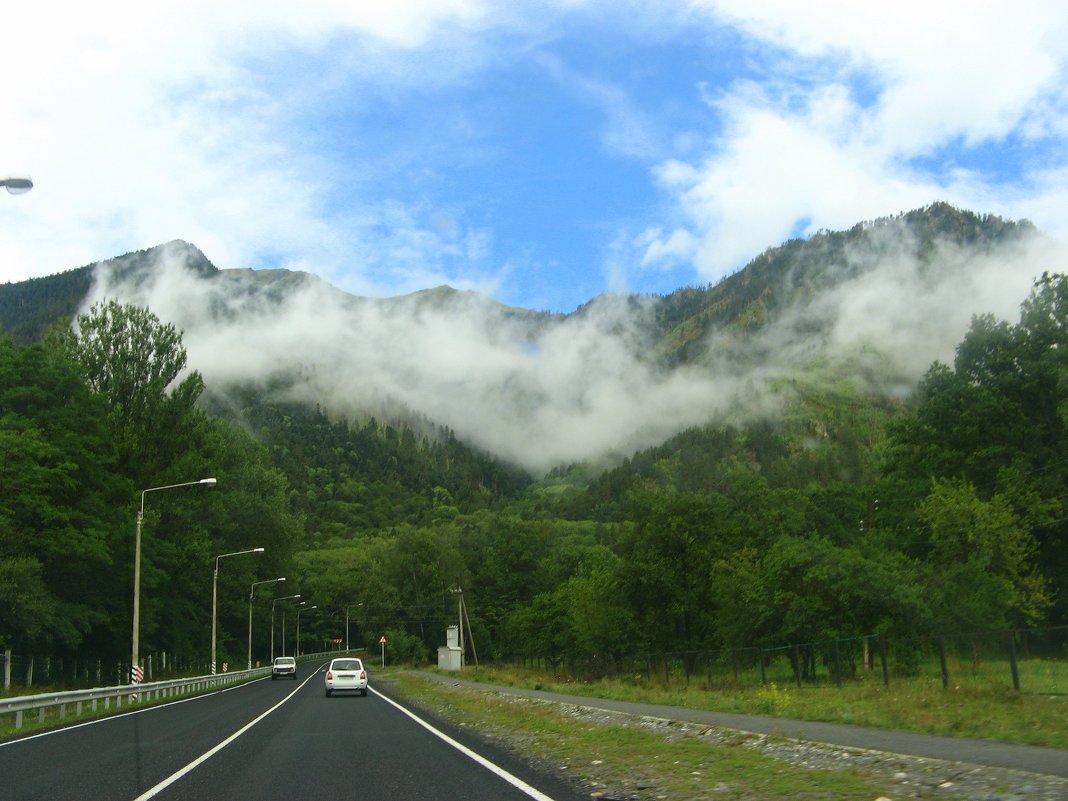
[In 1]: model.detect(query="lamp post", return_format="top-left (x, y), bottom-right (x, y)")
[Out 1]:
top-left (295, 605), bottom-right (316, 658)
top-left (345, 603), bottom-right (362, 652)
top-left (271, 594), bottom-right (300, 661)
top-left (212, 548), bottom-right (263, 674)
top-left (284, 601), bottom-right (304, 657)
top-left (0, 177), bottom-right (32, 195)
top-left (132, 478), bottom-right (216, 684)
top-left (249, 578), bottom-right (285, 670)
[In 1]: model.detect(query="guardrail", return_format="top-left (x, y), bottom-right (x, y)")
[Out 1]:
top-left (0, 651), bottom-right (340, 731)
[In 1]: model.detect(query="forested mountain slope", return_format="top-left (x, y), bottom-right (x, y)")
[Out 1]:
top-left (3, 204), bottom-right (1064, 675)
top-left (0, 202), bottom-right (1040, 475)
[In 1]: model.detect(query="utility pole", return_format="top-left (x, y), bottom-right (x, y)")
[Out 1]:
top-left (451, 586), bottom-right (479, 667)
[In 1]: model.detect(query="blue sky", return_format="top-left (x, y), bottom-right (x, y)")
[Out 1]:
top-left (4, 1), bottom-right (1068, 312)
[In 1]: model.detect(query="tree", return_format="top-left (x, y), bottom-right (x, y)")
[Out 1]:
top-left (63, 300), bottom-right (205, 482)
top-left (0, 337), bottom-right (127, 654)
top-left (882, 274), bottom-right (1068, 623)
top-left (617, 490), bottom-right (728, 654)
top-left (918, 478), bottom-right (1050, 628)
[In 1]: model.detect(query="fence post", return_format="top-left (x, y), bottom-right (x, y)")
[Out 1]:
top-left (938, 637), bottom-right (949, 690)
top-left (792, 645), bottom-right (802, 688)
top-left (834, 639), bottom-right (842, 688)
top-left (759, 650), bottom-right (767, 686)
top-left (1007, 630), bottom-right (1020, 692)
top-left (879, 636), bottom-right (889, 688)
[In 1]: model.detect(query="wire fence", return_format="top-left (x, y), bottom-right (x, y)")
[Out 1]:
top-left (514, 625), bottom-right (1068, 694)
top-left (623, 626), bottom-right (1068, 694)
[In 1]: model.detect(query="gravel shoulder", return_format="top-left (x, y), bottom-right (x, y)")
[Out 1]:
top-left (409, 671), bottom-right (1068, 801)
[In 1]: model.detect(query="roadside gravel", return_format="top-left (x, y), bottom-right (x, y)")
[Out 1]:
top-left (404, 674), bottom-right (1068, 801)
top-left (541, 699), bottom-right (1068, 801)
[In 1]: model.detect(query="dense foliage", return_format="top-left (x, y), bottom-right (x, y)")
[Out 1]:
top-left (1, 206), bottom-right (1065, 681)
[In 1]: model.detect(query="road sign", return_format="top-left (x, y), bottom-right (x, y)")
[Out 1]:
top-left (131, 665), bottom-right (144, 684)
top-left (379, 635), bottom-right (387, 644)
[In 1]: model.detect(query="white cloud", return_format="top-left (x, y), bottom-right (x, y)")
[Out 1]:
top-left (81, 221), bottom-right (1055, 475)
top-left (5, 0), bottom-right (1068, 319)
top-left (640, 0), bottom-right (1068, 282)
top-left (0, 0), bottom-right (503, 286)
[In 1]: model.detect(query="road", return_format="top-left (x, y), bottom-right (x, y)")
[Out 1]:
top-left (0, 659), bottom-right (585, 801)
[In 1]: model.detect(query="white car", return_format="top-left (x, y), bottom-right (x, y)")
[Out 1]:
top-left (272, 656), bottom-right (297, 680)
top-left (324, 657), bottom-right (368, 696)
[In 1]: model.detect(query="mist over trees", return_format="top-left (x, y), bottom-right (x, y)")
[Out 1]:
top-left (1, 205), bottom-right (1066, 677)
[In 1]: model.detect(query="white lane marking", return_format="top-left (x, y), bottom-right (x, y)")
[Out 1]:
top-left (131, 670), bottom-right (321, 801)
top-left (371, 686), bottom-right (559, 801)
top-left (0, 675), bottom-right (272, 748)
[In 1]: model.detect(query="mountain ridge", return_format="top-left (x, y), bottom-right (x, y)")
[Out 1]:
top-left (0, 202), bottom-right (1046, 474)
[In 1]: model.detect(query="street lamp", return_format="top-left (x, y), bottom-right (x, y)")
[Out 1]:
top-left (295, 605), bottom-right (317, 658)
top-left (249, 577), bottom-right (285, 670)
top-left (0, 177), bottom-right (32, 195)
top-left (132, 478), bottom-right (216, 684)
top-left (212, 548), bottom-right (263, 674)
top-left (271, 594), bottom-right (300, 661)
top-left (345, 603), bottom-right (363, 651)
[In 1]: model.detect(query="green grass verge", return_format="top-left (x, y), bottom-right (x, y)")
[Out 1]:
top-left (385, 670), bottom-right (906, 801)
top-left (451, 664), bottom-right (1068, 750)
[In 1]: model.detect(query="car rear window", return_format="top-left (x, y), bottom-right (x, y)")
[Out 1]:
top-left (275, 658), bottom-right (295, 665)
top-left (333, 659), bottom-right (362, 670)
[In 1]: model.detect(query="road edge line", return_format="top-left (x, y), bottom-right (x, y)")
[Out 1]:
top-left (371, 686), bottom-right (559, 801)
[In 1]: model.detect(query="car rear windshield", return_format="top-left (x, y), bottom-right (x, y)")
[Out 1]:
top-left (333, 660), bottom-right (362, 670)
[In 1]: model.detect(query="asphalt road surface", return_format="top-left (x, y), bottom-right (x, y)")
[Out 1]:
top-left (0, 660), bottom-right (586, 801)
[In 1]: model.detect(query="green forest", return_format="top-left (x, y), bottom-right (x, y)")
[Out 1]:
top-left (1, 208), bottom-right (1066, 682)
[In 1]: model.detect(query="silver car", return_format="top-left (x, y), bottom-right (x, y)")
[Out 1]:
top-left (324, 657), bottom-right (368, 696)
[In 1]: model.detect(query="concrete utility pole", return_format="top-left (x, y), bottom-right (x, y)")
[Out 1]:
top-left (450, 587), bottom-right (478, 667)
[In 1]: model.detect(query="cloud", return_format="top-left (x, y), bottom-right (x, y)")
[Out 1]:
top-left (0, 1), bottom-right (507, 286)
top-left (80, 219), bottom-right (1057, 475)
top-left (639, 0), bottom-right (1068, 283)
top-left (6, 0), bottom-right (1068, 321)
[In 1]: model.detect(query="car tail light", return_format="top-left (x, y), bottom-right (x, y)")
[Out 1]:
top-left (360, 671), bottom-right (366, 679)
top-left (326, 671), bottom-right (333, 680)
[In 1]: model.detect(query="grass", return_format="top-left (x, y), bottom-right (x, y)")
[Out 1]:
top-left (451, 662), bottom-right (1068, 750)
top-left (385, 670), bottom-right (901, 801)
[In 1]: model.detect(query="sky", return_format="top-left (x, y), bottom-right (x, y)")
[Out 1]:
top-left (4, 1), bottom-right (1068, 313)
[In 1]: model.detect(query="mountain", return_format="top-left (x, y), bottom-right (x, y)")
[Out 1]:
top-left (0, 203), bottom-right (1046, 475)
top-left (5, 204), bottom-right (1064, 667)
top-left (643, 202), bottom-right (1037, 364)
